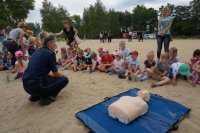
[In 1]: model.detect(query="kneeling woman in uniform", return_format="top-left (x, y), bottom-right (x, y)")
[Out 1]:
top-left (22, 34), bottom-right (69, 106)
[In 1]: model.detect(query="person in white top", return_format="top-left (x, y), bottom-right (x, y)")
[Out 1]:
top-left (108, 51), bottom-right (126, 75)
top-left (128, 31), bottom-right (132, 42)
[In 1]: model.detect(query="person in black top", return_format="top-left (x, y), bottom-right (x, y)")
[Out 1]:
top-left (54, 19), bottom-right (78, 47)
top-left (107, 31), bottom-right (112, 43)
top-left (22, 34), bottom-right (69, 106)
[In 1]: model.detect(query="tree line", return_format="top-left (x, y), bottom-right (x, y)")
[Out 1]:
top-left (0, 0), bottom-right (199, 38)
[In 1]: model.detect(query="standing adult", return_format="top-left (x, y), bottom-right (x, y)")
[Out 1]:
top-left (157, 7), bottom-right (173, 61)
top-left (128, 30), bottom-right (132, 42)
top-left (4, 22), bottom-right (27, 67)
top-left (22, 34), bottom-right (69, 106)
top-left (54, 19), bottom-right (78, 47)
top-left (137, 31), bottom-right (143, 42)
top-left (107, 31), bottom-right (112, 43)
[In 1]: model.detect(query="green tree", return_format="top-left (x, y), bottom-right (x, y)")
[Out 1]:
top-left (108, 9), bottom-right (120, 37)
top-left (40, 0), bottom-right (70, 32)
top-left (27, 22), bottom-right (41, 36)
top-left (0, 0), bottom-right (35, 27)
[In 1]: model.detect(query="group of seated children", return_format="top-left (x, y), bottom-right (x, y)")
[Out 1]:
top-left (58, 40), bottom-right (200, 87)
top-left (0, 31), bottom-right (42, 80)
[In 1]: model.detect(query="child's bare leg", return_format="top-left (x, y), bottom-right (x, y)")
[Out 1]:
top-left (156, 76), bottom-right (171, 86)
top-left (134, 70), bottom-right (141, 75)
top-left (124, 70), bottom-right (130, 76)
top-left (92, 61), bottom-right (97, 70)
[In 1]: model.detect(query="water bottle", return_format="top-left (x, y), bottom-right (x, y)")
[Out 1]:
top-left (5, 75), bottom-right (10, 83)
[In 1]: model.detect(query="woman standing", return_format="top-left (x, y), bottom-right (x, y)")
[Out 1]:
top-left (157, 7), bottom-right (173, 61)
top-left (54, 20), bottom-right (78, 47)
top-left (22, 34), bottom-right (69, 106)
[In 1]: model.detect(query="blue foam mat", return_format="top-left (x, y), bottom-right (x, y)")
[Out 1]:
top-left (76, 88), bottom-right (190, 133)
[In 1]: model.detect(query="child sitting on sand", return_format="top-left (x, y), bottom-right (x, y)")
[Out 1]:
top-left (108, 51), bottom-right (126, 75)
top-left (149, 53), bottom-right (170, 87)
top-left (124, 50), bottom-right (141, 80)
top-left (97, 47), bottom-right (103, 58)
top-left (64, 50), bottom-right (77, 70)
top-left (72, 49), bottom-right (86, 71)
top-left (136, 51), bottom-right (156, 81)
top-left (58, 47), bottom-right (68, 66)
top-left (97, 49), bottom-right (113, 72)
top-left (83, 48), bottom-right (93, 72)
top-left (188, 49), bottom-right (200, 68)
top-left (90, 51), bottom-right (101, 73)
top-left (10, 51), bottom-right (27, 79)
top-left (191, 61), bottom-right (200, 85)
top-left (169, 47), bottom-right (180, 66)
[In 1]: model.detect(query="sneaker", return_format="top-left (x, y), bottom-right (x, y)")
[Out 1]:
top-left (89, 69), bottom-right (96, 73)
top-left (28, 96), bottom-right (40, 102)
top-left (134, 75), bottom-right (140, 81)
top-left (108, 72), bottom-right (114, 75)
top-left (39, 97), bottom-right (55, 106)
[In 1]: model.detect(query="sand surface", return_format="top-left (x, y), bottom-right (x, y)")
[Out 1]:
top-left (0, 39), bottom-right (199, 133)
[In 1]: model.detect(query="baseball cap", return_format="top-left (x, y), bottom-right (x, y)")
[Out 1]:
top-left (15, 51), bottom-right (23, 57)
top-left (130, 50), bottom-right (139, 55)
top-left (113, 51), bottom-right (123, 57)
top-left (179, 64), bottom-right (190, 76)
top-left (97, 47), bottom-right (103, 52)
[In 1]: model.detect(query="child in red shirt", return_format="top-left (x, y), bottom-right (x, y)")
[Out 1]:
top-left (97, 48), bottom-right (113, 72)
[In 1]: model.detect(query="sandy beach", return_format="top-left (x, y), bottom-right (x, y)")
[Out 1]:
top-left (0, 39), bottom-right (199, 133)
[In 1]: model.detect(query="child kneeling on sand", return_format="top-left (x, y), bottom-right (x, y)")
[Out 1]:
top-left (169, 47), bottom-right (180, 66)
top-left (148, 53), bottom-right (170, 87)
top-left (108, 51), bottom-right (126, 75)
top-left (168, 63), bottom-right (195, 86)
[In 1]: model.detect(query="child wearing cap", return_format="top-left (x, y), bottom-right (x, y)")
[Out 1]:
top-left (10, 51), bottom-right (27, 79)
top-left (137, 51), bottom-right (156, 81)
top-left (97, 48), bottom-right (114, 72)
top-left (125, 50), bottom-right (141, 80)
top-left (108, 51), bottom-right (126, 75)
top-left (168, 63), bottom-right (195, 86)
top-left (169, 47), bottom-right (180, 66)
top-left (97, 47), bottom-right (103, 58)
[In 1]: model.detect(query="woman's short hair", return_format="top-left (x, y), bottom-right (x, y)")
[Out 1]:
top-left (17, 22), bottom-right (27, 28)
top-left (43, 34), bottom-right (55, 46)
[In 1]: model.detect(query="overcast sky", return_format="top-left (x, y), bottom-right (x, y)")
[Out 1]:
top-left (26, 0), bottom-right (191, 23)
